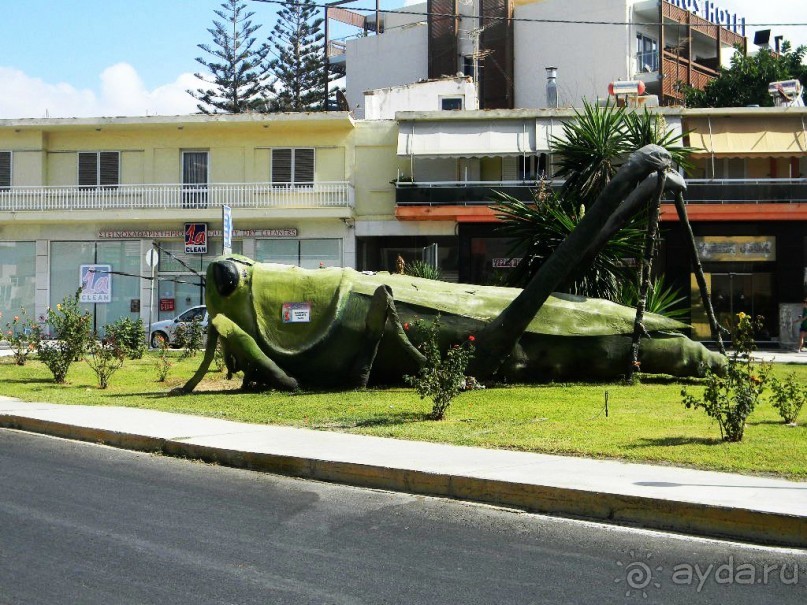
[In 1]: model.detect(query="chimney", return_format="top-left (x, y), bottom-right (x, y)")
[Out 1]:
top-left (546, 67), bottom-right (559, 108)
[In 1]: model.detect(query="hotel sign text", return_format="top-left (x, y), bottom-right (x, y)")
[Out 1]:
top-left (668, 0), bottom-right (746, 36)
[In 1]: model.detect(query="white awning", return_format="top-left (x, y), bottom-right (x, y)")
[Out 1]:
top-left (397, 120), bottom-right (553, 157)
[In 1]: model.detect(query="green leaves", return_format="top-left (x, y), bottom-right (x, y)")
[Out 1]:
top-left (684, 42), bottom-right (807, 108)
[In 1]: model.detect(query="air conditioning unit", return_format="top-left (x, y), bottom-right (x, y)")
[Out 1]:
top-left (768, 80), bottom-right (804, 106)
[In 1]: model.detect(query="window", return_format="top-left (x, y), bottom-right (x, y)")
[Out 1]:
top-left (271, 148), bottom-right (314, 186)
top-left (78, 151), bottom-right (119, 190)
top-left (0, 152), bottom-right (10, 189)
top-left (518, 155), bottom-right (549, 181)
top-left (462, 56), bottom-right (474, 78)
top-left (440, 97), bottom-right (464, 111)
top-left (636, 34), bottom-right (659, 72)
top-left (256, 238), bottom-right (341, 269)
top-left (182, 151), bottom-right (209, 208)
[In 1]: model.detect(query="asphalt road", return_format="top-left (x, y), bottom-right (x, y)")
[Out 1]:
top-left (0, 429), bottom-right (805, 605)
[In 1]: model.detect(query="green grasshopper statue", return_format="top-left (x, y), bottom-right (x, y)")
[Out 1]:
top-left (175, 145), bottom-right (726, 393)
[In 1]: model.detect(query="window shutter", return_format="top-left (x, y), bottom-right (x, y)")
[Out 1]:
top-left (272, 149), bottom-right (292, 184)
top-left (294, 149), bottom-right (314, 184)
top-left (501, 156), bottom-right (518, 181)
top-left (0, 152), bottom-right (10, 188)
top-left (78, 152), bottom-right (98, 188)
top-left (99, 152), bottom-right (119, 187)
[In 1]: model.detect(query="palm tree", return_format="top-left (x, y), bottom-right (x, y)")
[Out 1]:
top-left (494, 101), bottom-right (692, 301)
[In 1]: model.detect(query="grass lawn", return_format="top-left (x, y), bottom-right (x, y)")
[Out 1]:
top-left (1, 353), bottom-right (806, 479)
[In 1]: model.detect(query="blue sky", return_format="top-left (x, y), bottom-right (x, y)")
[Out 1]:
top-left (1, 0), bottom-right (805, 119)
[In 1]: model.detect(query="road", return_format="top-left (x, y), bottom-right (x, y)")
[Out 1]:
top-left (0, 428), bottom-right (804, 604)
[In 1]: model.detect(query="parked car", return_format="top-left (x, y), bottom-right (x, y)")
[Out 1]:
top-left (149, 305), bottom-right (208, 348)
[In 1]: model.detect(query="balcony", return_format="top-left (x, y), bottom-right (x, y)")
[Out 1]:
top-left (685, 179), bottom-right (807, 204)
top-left (395, 180), bottom-right (563, 205)
top-left (0, 182), bottom-right (354, 213)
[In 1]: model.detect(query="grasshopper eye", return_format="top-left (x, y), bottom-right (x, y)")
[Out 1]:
top-left (212, 260), bottom-right (240, 297)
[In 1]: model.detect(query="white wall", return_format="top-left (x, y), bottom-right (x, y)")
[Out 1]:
top-left (514, 0), bottom-right (634, 108)
top-left (364, 78), bottom-right (478, 120)
top-left (346, 25), bottom-right (429, 118)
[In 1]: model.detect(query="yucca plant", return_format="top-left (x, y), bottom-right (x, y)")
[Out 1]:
top-left (405, 260), bottom-right (442, 281)
top-left (618, 275), bottom-right (689, 320)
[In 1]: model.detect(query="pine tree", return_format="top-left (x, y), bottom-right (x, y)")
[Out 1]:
top-left (189, 0), bottom-right (271, 114)
top-left (265, 0), bottom-right (336, 112)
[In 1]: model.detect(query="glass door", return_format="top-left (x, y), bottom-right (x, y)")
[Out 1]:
top-left (182, 151), bottom-right (208, 208)
top-left (709, 272), bottom-right (775, 339)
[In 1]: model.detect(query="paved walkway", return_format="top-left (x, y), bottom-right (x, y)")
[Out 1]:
top-left (1, 396), bottom-right (804, 549)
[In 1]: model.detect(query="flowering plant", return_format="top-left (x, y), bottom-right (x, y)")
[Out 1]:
top-left (2, 309), bottom-right (39, 366)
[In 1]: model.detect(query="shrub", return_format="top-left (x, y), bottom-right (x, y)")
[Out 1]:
top-left (175, 317), bottom-right (204, 360)
top-left (105, 317), bottom-right (146, 360)
top-left (682, 313), bottom-right (769, 442)
top-left (405, 260), bottom-right (442, 281)
top-left (404, 317), bottom-right (475, 420)
top-left (84, 336), bottom-right (125, 389)
top-left (2, 309), bottom-right (38, 366)
top-left (33, 290), bottom-right (92, 383)
top-left (768, 373), bottom-right (806, 425)
top-left (155, 338), bottom-right (173, 382)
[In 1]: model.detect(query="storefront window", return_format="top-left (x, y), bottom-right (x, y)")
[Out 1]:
top-left (255, 239), bottom-right (341, 269)
top-left (50, 241), bottom-right (141, 334)
top-left (0, 241), bottom-right (36, 321)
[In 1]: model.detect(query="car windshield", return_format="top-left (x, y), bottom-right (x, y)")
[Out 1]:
top-left (178, 307), bottom-right (205, 322)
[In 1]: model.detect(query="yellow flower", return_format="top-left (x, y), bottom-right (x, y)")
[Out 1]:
top-left (737, 311), bottom-right (747, 320)
top-left (57, 304), bottom-right (62, 311)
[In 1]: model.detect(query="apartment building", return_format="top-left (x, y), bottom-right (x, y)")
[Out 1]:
top-left (338, 0), bottom-right (747, 115)
top-left (0, 113), bottom-right (398, 330)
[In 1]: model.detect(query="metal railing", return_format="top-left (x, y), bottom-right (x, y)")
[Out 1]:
top-left (685, 179), bottom-right (807, 204)
top-left (0, 181), bottom-right (354, 212)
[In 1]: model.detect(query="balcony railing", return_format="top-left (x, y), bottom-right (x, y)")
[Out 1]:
top-left (395, 180), bottom-right (563, 205)
top-left (685, 179), bottom-right (807, 204)
top-left (0, 181), bottom-right (354, 212)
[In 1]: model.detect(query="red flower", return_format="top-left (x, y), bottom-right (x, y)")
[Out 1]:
top-left (468, 335), bottom-right (475, 342)
top-left (403, 322), bottom-right (410, 331)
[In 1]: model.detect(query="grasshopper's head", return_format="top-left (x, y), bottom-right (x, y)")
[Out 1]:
top-left (205, 255), bottom-right (255, 323)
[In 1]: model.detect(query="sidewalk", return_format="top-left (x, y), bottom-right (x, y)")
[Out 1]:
top-left (1, 396), bottom-right (804, 549)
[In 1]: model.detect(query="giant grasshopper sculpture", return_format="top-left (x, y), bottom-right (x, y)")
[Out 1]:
top-left (175, 145), bottom-right (726, 393)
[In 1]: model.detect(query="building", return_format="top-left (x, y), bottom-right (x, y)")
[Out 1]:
top-left (338, 0), bottom-right (747, 115)
top-left (0, 112), bottom-right (398, 332)
top-left (378, 105), bottom-right (807, 345)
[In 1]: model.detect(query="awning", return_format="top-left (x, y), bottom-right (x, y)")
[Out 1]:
top-left (397, 120), bottom-right (552, 157)
top-left (688, 116), bottom-right (807, 157)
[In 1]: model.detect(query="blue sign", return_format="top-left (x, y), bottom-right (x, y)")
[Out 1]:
top-left (668, 0), bottom-right (746, 36)
top-left (222, 205), bottom-right (233, 256)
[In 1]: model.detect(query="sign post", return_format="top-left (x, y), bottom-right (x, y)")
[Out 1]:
top-left (222, 205), bottom-right (233, 256)
top-left (145, 247), bottom-right (159, 348)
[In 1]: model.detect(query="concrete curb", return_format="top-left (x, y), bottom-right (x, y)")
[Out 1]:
top-left (2, 413), bottom-right (805, 549)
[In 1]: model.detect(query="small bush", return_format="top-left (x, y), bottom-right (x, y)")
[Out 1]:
top-left (769, 373), bottom-right (806, 425)
top-left (682, 313), bottom-right (769, 442)
top-left (405, 261), bottom-right (442, 281)
top-left (175, 318), bottom-right (204, 360)
top-left (33, 290), bottom-right (92, 383)
top-left (105, 317), bottom-right (146, 360)
top-left (84, 336), bottom-right (125, 389)
top-left (2, 309), bottom-right (38, 366)
top-left (404, 317), bottom-right (475, 420)
top-left (154, 338), bottom-right (173, 382)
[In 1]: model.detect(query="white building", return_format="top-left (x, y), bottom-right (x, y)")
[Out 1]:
top-left (338, 0), bottom-right (747, 115)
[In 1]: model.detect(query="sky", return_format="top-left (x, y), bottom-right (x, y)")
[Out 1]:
top-left (0, 0), bottom-right (805, 120)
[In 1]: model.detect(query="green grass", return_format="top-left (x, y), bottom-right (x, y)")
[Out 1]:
top-left (1, 353), bottom-right (806, 479)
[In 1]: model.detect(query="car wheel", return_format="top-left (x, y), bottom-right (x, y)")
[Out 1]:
top-left (151, 331), bottom-right (168, 348)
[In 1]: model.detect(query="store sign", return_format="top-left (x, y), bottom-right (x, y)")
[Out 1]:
top-left (222, 205), bottom-right (233, 256)
top-left (184, 223), bottom-right (208, 254)
top-left (668, 0), bottom-right (746, 36)
top-left (282, 302), bottom-right (311, 323)
top-left (160, 298), bottom-right (175, 312)
top-left (79, 264), bottom-right (112, 303)
top-left (695, 236), bottom-right (776, 262)
top-left (492, 258), bottom-right (522, 268)
top-left (98, 228), bottom-right (299, 239)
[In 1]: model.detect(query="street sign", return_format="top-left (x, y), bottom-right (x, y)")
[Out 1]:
top-left (222, 205), bottom-right (233, 255)
top-left (145, 248), bottom-right (159, 267)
